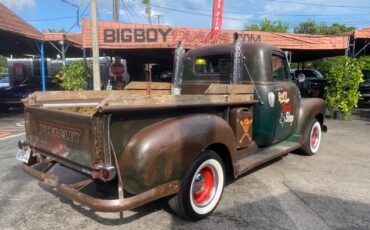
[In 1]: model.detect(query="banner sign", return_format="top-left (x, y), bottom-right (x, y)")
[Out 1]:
top-left (211, 0), bottom-right (224, 37)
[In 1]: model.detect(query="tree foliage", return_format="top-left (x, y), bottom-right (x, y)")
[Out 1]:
top-left (294, 19), bottom-right (355, 35)
top-left (243, 18), bottom-right (355, 35)
top-left (324, 56), bottom-right (364, 119)
top-left (54, 61), bottom-right (90, 91)
top-left (244, 19), bottom-right (289, 32)
top-left (0, 55), bottom-right (7, 73)
top-left (359, 56), bottom-right (370, 70)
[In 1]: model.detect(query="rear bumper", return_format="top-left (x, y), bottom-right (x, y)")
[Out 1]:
top-left (22, 162), bottom-right (180, 212)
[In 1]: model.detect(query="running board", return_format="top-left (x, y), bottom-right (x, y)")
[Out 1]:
top-left (236, 141), bottom-right (301, 176)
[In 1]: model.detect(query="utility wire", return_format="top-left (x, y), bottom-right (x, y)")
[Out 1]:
top-left (28, 16), bottom-right (75, 22)
top-left (150, 0), bottom-right (370, 17)
top-left (149, 3), bottom-right (368, 26)
top-left (61, 0), bottom-right (80, 26)
top-left (263, 0), bottom-right (370, 9)
top-left (124, 0), bottom-right (138, 23)
top-left (127, 7), bottom-right (139, 23)
top-left (27, 0), bottom-right (370, 25)
top-left (128, 3), bottom-right (147, 22)
top-left (121, 0), bottom-right (133, 22)
top-left (66, 1), bottom-right (90, 33)
top-left (96, 5), bottom-right (101, 20)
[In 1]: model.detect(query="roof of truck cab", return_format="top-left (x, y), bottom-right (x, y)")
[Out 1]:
top-left (185, 42), bottom-right (283, 57)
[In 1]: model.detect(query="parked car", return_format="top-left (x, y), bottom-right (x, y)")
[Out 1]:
top-left (291, 69), bottom-right (329, 98)
top-left (360, 70), bottom-right (370, 101)
top-left (0, 76), bottom-right (59, 111)
top-left (0, 75), bottom-right (9, 88)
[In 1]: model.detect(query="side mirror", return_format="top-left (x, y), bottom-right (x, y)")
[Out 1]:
top-left (298, 73), bottom-right (306, 83)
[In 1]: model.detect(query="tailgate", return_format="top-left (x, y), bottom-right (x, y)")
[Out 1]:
top-left (25, 106), bottom-right (109, 170)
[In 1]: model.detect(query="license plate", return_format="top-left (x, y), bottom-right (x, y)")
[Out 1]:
top-left (16, 148), bottom-right (31, 163)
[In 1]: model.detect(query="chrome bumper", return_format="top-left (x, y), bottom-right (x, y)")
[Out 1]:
top-left (22, 162), bottom-right (180, 212)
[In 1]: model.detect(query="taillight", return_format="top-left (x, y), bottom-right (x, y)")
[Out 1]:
top-left (102, 168), bottom-right (110, 180)
top-left (91, 166), bottom-right (116, 182)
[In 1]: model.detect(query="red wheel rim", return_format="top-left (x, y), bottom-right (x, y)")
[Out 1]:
top-left (311, 127), bottom-right (318, 148)
top-left (192, 167), bottom-right (214, 205)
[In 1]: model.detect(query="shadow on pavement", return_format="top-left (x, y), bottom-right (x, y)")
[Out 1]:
top-left (17, 154), bottom-right (370, 229)
top-left (353, 101), bottom-right (370, 123)
top-left (169, 191), bottom-right (370, 230)
top-left (37, 163), bottom-right (169, 225)
top-left (35, 156), bottom-right (286, 226)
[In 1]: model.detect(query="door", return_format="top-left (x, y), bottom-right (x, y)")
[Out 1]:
top-left (271, 53), bottom-right (299, 143)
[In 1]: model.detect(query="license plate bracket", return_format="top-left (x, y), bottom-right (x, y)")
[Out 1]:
top-left (16, 147), bottom-right (32, 164)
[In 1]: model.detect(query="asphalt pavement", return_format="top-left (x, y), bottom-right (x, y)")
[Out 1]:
top-left (0, 102), bottom-right (369, 230)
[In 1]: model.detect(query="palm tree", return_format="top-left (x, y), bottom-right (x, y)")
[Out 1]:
top-left (142, 0), bottom-right (152, 24)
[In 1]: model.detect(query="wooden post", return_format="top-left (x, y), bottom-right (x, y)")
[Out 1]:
top-left (91, 0), bottom-right (101, 90)
top-left (146, 64), bottom-right (152, 95)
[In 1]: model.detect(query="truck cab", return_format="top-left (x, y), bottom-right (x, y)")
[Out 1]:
top-left (181, 43), bottom-right (300, 146)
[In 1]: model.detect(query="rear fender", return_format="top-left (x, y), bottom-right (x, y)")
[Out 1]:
top-left (293, 98), bottom-right (326, 144)
top-left (118, 114), bottom-right (237, 194)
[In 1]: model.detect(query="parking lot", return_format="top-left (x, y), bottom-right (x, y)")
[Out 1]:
top-left (0, 103), bottom-right (369, 230)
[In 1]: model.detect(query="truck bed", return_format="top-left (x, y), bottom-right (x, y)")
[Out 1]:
top-left (25, 82), bottom-right (256, 115)
top-left (23, 82), bottom-right (255, 172)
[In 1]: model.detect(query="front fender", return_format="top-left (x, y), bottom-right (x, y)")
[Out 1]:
top-left (293, 98), bottom-right (326, 144)
top-left (118, 114), bottom-right (237, 194)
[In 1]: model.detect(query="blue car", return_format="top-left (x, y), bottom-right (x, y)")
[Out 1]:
top-left (0, 76), bottom-right (59, 111)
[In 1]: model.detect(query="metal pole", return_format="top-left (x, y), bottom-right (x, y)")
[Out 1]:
top-left (146, 64), bottom-right (152, 95)
top-left (40, 42), bottom-right (46, 92)
top-left (83, 48), bottom-right (86, 63)
top-left (82, 48), bottom-right (88, 86)
top-left (61, 40), bottom-right (66, 66)
top-left (91, 0), bottom-right (101, 90)
top-left (113, 0), bottom-right (119, 21)
top-left (155, 14), bottom-right (162, 25)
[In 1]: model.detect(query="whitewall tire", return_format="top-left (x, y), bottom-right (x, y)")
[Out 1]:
top-left (168, 150), bottom-right (225, 220)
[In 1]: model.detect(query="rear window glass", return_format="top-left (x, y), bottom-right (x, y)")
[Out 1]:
top-left (194, 54), bottom-right (231, 75)
top-left (296, 70), bottom-right (322, 79)
top-left (272, 55), bottom-right (289, 81)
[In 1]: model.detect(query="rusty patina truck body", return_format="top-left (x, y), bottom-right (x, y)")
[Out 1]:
top-left (17, 42), bottom-right (327, 220)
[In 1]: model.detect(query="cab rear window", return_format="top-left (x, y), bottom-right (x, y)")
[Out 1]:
top-left (272, 54), bottom-right (289, 81)
top-left (194, 54), bottom-right (231, 75)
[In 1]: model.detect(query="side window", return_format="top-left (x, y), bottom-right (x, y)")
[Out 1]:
top-left (194, 54), bottom-right (231, 75)
top-left (271, 54), bottom-right (289, 81)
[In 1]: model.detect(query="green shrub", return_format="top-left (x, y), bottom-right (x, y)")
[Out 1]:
top-left (359, 56), bottom-right (370, 70)
top-left (325, 56), bottom-right (364, 120)
top-left (0, 55), bottom-right (7, 73)
top-left (54, 61), bottom-right (90, 91)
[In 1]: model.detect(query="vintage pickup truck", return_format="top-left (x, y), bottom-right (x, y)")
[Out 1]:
top-left (16, 40), bottom-right (327, 221)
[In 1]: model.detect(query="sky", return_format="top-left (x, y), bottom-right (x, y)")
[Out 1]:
top-left (1, 0), bottom-right (370, 32)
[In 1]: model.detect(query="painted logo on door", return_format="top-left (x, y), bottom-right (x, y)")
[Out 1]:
top-left (278, 91), bottom-right (294, 126)
top-left (239, 118), bottom-right (253, 144)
